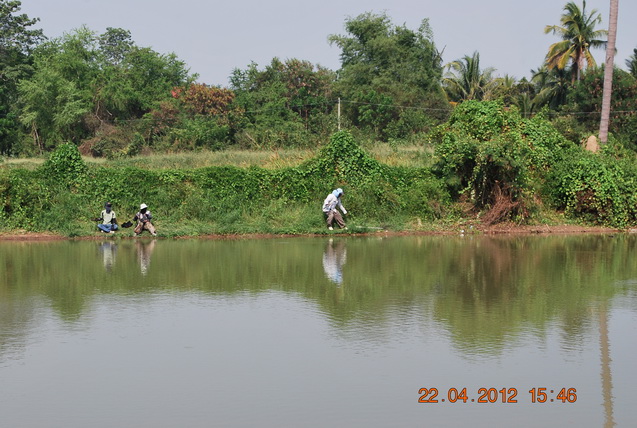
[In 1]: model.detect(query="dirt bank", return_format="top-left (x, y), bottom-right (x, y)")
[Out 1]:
top-left (474, 223), bottom-right (620, 235)
top-left (0, 223), bottom-right (624, 242)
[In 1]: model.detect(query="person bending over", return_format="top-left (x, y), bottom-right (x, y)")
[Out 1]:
top-left (322, 188), bottom-right (348, 230)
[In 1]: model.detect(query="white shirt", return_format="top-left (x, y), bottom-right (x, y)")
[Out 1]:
top-left (322, 194), bottom-right (346, 214)
top-left (100, 209), bottom-right (117, 225)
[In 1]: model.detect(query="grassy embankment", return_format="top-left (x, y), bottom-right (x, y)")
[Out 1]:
top-left (0, 132), bottom-right (460, 237)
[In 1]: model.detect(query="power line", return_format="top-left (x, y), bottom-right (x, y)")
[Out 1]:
top-left (8, 97), bottom-right (636, 124)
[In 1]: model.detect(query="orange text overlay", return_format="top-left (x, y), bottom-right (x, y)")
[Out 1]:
top-left (418, 387), bottom-right (577, 404)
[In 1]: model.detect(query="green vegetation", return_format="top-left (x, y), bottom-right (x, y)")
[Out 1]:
top-left (328, 12), bottom-right (449, 140)
top-left (3, 103), bottom-right (637, 236)
top-left (628, 48), bottom-right (637, 78)
top-left (0, 130), bottom-right (451, 236)
top-left (2, 1), bottom-right (637, 233)
top-left (1, 1), bottom-right (635, 155)
top-left (443, 51), bottom-right (498, 102)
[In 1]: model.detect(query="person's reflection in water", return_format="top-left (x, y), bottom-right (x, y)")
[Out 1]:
top-left (98, 241), bottom-right (117, 272)
top-left (136, 239), bottom-right (156, 276)
top-left (322, 238), bottom-right (347, 286)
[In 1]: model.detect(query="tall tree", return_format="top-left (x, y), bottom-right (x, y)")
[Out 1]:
top-left (599, 0), bottom-right (619, 144)
top-left (0, 0), bottom-right (45, 154)
top-left (18, 26), bottom-right (192, 151)
top-left (18, 65), bottom-right (90, 151)
top-left (544, 1), bottom-right (607, 82)
top-left (229, 58), bottom-right (336, 147)
top-left (230, 58), bottom-right (334, 121)
top-left (17, 27), bottom-right (98, 149)
top-left (328, 12), bottom-right (448, 138)
top-left (443, 51), bottom-right (499, 102)
top-left (0, 0), bottom-right (44, 78)
top-left (98, 27), bottom-right (134, 66)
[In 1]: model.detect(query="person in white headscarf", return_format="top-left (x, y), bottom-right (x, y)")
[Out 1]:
top-left (322, 188), bottom-right (347, 230)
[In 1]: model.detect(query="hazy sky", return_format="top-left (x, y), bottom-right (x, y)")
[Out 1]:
top-left (19, 0), bottom-right (637, 86)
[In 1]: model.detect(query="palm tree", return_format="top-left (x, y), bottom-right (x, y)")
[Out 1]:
top-left (626, 48), bottom-right (637, 77)
top-left (531, 65), bottom-right (571, 109)
top-left (442, 51), bottom-right (499, 102)
top-left (599, 0), bottom-right (619, 144)
top-left (496, 74), bottom-right (517, 88)
top-left (544, 1), bottom-right (608, 82)
top-left (515, 93), bottom-right (534, 118)
top-left (490, 74), bottom-right (517, 105)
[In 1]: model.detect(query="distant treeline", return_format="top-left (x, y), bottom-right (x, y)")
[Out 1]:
top-left (1, 2), bottom-right (636, 157)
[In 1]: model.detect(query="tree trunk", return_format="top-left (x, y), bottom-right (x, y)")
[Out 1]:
top-left (599, 0), bottom-right (619, 144)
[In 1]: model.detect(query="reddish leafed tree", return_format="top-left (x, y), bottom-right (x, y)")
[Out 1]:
top-left (175, 83), bottom-right (236, 116)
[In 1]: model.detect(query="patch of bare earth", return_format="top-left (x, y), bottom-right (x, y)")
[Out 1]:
top-left (476, 223), bottom-right (619, 235)
top-left (0, 231), bottom-right (66, 241)
top-left (0, 223), bottom-right (622, 241)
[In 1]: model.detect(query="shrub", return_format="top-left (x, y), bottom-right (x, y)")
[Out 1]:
top-left (431, 101), bottom-right (572, 223)
top-left (546, 145), bottom-right (637, 227)
top-left (42, 143), bottom-right (88, 186)
top-left (169, 117), bottom-right (231, 151)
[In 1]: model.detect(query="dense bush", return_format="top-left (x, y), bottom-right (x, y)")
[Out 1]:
top-left (433, 102), bottom-right (526, 206)
top-left (42, 142), bottom-right (88, 186)
top-left (431, 101), bottom-right (573, 223)
top-left (430, 100), bottom-right (637, 227)
top-left (546, 144), bottom-right (637, 227)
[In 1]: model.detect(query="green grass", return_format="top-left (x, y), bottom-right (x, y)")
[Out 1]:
top-left (0, 157), bottom-right (46, 170)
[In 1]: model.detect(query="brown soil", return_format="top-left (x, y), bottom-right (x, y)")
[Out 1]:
top-left (0, 231), bottom-right (67, 241)
top-left (0, 223), bottom-right (623, 242)
top-left (473, 223), bottom-right (620, 235)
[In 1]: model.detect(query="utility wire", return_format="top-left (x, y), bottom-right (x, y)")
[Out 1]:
top-left (5, 98), bottom-right (636, 123)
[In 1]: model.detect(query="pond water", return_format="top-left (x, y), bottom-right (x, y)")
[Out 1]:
top-left (0, 235), bottom-right (636, 427)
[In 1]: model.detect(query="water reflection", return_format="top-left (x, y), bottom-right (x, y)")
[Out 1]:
top-left (98, 241), bottom-right (117, 272)
top-left (0, 236), bottom-right (636, 427)
top-left (135, 239), bottom-right (156, 276)
top-left (322, 238), bottom-right (347, 285)
top-left (599, 303), bottom-right (615, 428)
top-left (1, 235), bottom-right (637, 345)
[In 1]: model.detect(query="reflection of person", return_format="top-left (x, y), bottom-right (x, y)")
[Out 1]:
top-left (322, 238), bottom-right (347, 285)
top-left (322, 188), bottom-right (348, 230)
top-left (133, 203), bottom-right (157, 236)
top-left (136, 239), bottom-right (156, 275)
top-left (97, 202), bottom-right (118, 233)
top-left (99, 241), bottom-right (117, 272)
